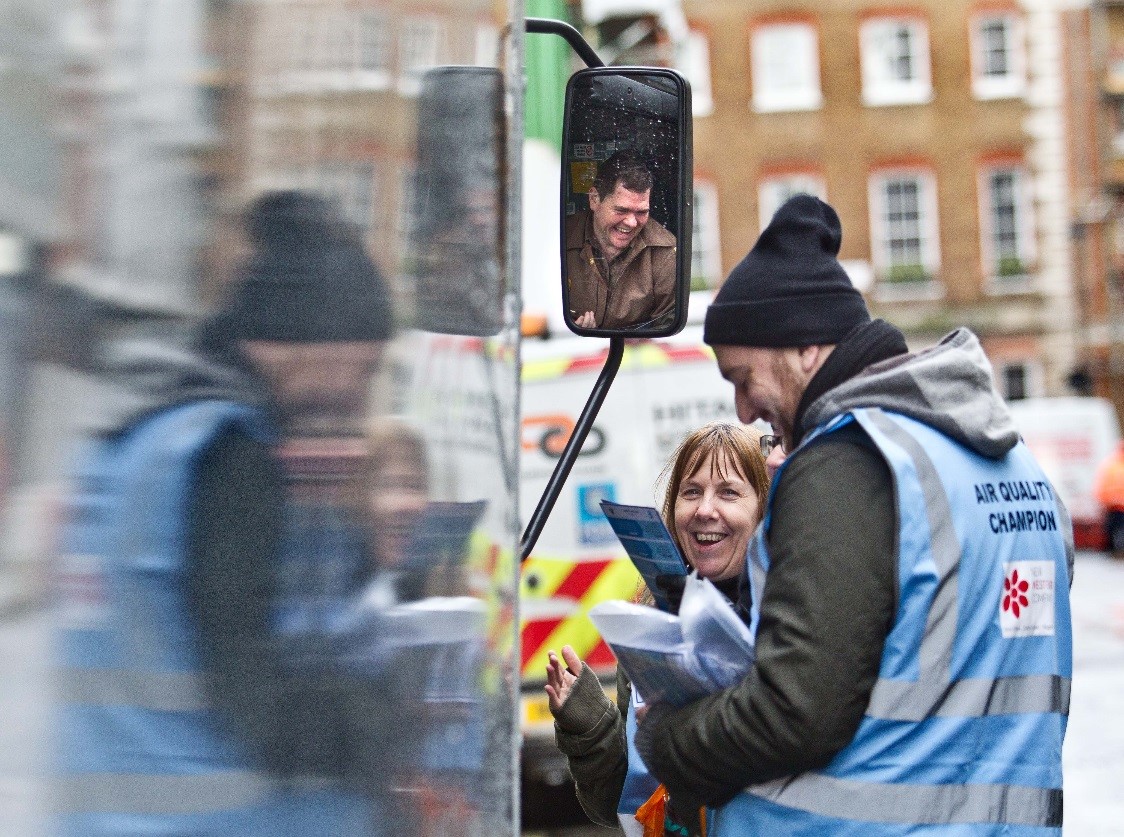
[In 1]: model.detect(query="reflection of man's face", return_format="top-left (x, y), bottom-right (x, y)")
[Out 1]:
top-left (242, 340), bottom-right (385, 437)
top-left (588, 182), bottom-right (650, 261)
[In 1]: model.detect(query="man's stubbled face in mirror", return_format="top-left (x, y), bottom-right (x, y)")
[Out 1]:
top-left (588, 182), bottom-right (650, 261)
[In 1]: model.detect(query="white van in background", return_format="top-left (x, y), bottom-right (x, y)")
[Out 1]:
top-left (1007, 397), bottom-right (1122, 550)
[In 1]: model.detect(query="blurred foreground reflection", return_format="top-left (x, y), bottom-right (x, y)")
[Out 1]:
top-left (2, 3), bottom-right (519, 834)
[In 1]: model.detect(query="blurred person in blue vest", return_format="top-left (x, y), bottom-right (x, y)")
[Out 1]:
top-left (633, 194), bottom-right (1074, 835)
top-left (54, 190), bottom-right (417, 836)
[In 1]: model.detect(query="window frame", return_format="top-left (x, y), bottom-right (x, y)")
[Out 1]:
top-left (868, 168), bottom-right (943, 300)
top-left (355, 8), bottom-right (393, 90)
top-left (680, 28), bottom-right (714, 117)
top-left (691, 178), bottom-right (722, 291)
top-left (859, 15), bottom-right (933, 107)
top-left (757, 173), bottom-right (827, 232)
top-left (398, 15), bottom-right (443, 97)
top-left (979, 162), bottom-right (1036, 293)
top-left (750, 20), bottom-right (823, 113)
top-left (970, 11), bottom-right (1026, 100)
top-left (997, 359), bottom-right (1044, 401)
top-left (474, 23), bottom-right (500, 67)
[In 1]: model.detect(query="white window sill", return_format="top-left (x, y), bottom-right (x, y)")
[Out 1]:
top-left (862, 88), bottom-right (933, 107)
top-left (354, 71), bottom-right (392, 91)
top-left (984, 273), bottom-right (1037, 296)
top-left (972, 78), bottom-right (1026, 100)
top-left (873, 278), bottom-right (945, 303)
top-left (751, 93), bottom-right (824, 114)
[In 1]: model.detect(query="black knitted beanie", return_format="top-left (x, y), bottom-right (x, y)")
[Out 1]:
top-left (225, 190), bottom-right (395, 343)
top-left (703, 194), bottom-right (869, 348)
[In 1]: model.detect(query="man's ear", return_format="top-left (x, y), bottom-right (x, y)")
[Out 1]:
top-left (587, 189), bottom-right (600, 210)
top-left (797, 344), bottom-right (833, 375)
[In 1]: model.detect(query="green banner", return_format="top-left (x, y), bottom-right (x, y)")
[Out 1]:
top-left (524, 0), bottom-right (573, 150)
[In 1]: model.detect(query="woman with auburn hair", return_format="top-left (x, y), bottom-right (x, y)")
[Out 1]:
top-left (544, 421), bottom-right (772, 837)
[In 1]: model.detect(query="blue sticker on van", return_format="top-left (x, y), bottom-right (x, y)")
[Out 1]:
top-left (577, 482), bottom-right (616, 546)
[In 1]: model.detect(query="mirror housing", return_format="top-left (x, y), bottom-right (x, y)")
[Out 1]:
top-left (559, 67), bottom-right (692, 338)
top-left (409, 66), bottom-right (505, 336)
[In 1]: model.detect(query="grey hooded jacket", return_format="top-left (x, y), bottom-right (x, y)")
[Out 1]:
top-left (636, 329), bottom-right (1046, 808)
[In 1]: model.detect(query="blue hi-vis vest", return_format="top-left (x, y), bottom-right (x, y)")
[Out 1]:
top-left (719, 407), bottom-right (1073, 837)
top-left (618, 693), bottom-right (660, 836)
top-left (54, 401), bottom-right (373, 836)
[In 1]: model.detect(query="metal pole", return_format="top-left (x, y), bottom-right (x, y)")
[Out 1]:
top-left (520, 336), bottom-right (623, 560)
top-left (525, 17), bottom-right (605, 68)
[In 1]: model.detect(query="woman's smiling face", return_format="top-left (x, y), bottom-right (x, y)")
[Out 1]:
top-left (673, 450), bottom-right (762, 581)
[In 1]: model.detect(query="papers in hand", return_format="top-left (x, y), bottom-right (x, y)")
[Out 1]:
top-left (589, 574), bottom-right (754, 707)
top-left (599, 500), bottom-right (687, 612)
top-left (375, 596), bottom-right (488, 647)
top-left (339, 595), bottom-right (488, 675)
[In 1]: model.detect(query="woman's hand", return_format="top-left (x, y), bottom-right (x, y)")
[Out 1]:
top-left (544, 644), bottom-right (584, 714)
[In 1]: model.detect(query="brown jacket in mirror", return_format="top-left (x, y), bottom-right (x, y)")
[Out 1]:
top-left (564, 211), bottom-right (677, 330)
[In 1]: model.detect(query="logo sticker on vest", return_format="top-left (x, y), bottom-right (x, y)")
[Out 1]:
top-left (1000, 560), bottom-right (1055, 638)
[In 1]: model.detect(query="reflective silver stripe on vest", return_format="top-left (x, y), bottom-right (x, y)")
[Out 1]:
top-left (860, 409), bottom-right (1067, 722)
top-left (60, 668), bottom-right (209, 713)
top-left (57, 771), bottom-right (271, 815)
top-left (870, 671), bottom-right (1070, 719)
top-left (747, 773), bottom-right (1062, 827)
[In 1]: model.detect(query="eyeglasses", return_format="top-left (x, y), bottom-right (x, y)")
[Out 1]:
top-left (759, 435), bottom-right (784, 458)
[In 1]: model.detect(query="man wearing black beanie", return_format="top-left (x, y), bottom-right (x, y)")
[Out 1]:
top-left (635, 195), bottom-right (1072, 834)
top-left (57, 190), bottom-right (415, 835)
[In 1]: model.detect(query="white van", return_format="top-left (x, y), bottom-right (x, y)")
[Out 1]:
top-left (1007, 397), bottom-right (1122, 550)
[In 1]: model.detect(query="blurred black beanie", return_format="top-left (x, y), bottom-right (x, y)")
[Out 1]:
top-left (224, 190), bottom-right (395, 342)
top-left (703, 194), bottom-right (869, 348)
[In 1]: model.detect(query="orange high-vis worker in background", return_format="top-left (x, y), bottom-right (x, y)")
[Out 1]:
top-left (1094, 441), bottom-right (1124, 557)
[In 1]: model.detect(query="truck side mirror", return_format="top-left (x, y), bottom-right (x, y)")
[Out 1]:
top-left (559, 67), bottom-right (692, 338)
top-left (409, 66), bottom-right (505, 336)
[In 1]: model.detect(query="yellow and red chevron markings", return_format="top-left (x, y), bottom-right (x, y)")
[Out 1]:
top-left (520, 553), bottom-right (641, 679)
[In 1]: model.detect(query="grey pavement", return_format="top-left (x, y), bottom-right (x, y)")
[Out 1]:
top-left (1062, 552), bottom-right (1124, 835)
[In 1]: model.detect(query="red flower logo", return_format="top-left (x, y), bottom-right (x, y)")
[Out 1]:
top-left (1003, 569), bottom-right (1030, 618)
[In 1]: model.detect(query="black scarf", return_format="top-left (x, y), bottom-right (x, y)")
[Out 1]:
top-left (793, 318), bottom-right (908, 446)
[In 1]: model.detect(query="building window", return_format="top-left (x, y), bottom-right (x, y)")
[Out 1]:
top-left (321, 9), bottom-right (350, 79)
top-left (999, 360), bottom-right (1042, 400)
top-left (859, 16), bottom-right (932, 106)
top-left (980, 165), bottom-right (1035, 290)
top-left (679, 29), bottom-right (713, 117)
top-left (253, 12), bottom-right (286, 88)
top-left (1003, 364), bottom-right (1028, 401)
top-left (356, 10), bottom-right (391, 87)
top-left (692, 180), bottom-right (721, 290)
top-left (399, 16), bottom-right (442, 96)
top-left (751, 22), bottom-right (822, 112)
top-left (758, 174), bottom-right (826, 232)
top-left (475, 23), bottom-right (500, 66)
top-left (312, 161), bottom-right (377, 232)
top-left (869, 170), bottom-right (941, 295)
top-left (971, 12), bottom-right (1025, 99)
top-left (297, 5), bottom-right (320, 76)
top-left (280, 5), bottom-right (316, 87)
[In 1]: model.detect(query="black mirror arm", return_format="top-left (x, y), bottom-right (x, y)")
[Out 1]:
top-left (521, 336), bottom-right (624, 561)
top-left (525, 18), bottom-right (605, 68)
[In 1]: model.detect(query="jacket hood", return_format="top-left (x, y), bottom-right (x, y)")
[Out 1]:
top-left (87, 318), bottom-right (271, 437)
top-left (802, 327), bottom-right (1019, 459)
